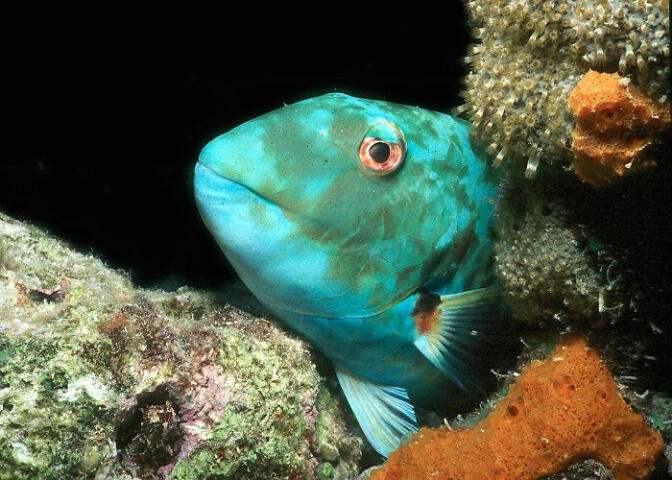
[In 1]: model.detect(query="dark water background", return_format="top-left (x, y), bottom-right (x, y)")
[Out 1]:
top-left (3, 13), bottom-right (470, 290)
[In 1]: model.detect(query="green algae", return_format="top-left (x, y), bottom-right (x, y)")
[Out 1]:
top-left (0, 212), bottom-right (361, 479)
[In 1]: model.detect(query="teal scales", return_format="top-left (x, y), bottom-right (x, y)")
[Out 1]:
top-left (194, 93), bottom-right (500, 457)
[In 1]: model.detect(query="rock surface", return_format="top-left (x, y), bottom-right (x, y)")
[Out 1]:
top-left (0, 212), bottom-right (361, 479)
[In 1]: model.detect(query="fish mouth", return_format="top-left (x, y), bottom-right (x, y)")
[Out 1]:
top-left (193, 160), bottom-right (288, 255)
top-left (194, 161), bottom-right (276, 208)
top-left (194, 160), bottom-right (352, 319)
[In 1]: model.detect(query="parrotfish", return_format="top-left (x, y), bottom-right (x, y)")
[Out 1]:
top-left (194, 93), bottom-right (500, 457)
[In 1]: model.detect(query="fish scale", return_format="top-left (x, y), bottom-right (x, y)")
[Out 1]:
top-left (194, 93), bottom-right (501, 457)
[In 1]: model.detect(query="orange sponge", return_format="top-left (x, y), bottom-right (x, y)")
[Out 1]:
top-left (370, 337), bottom-right (663, 480)
top-left (568, 70), bottom-right (670, 188)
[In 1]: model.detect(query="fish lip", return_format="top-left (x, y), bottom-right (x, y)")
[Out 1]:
top-left (195, 161), bottom-right (217, 176)
top-left (195, 161), bottom-right (238, 187)
top-left (195, 161), bottom-right (276, 207)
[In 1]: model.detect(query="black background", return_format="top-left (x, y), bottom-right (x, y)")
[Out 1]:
top-left (3, 12), bottom-right (471, 290)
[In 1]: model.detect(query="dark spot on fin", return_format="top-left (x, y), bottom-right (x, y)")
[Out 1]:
top-left (411, 289), bottom-right (442, 335)
top-left (412, 287), bottom-right (502, 388)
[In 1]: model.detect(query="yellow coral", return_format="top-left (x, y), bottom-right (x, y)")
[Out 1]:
top-left (370, 337), bottom-right (663, 480)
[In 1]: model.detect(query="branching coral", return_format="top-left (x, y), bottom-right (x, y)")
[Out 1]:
top-left (460, 0), bottom-right (670, 175)
top-left (568, 69), bottom-right (671, 188)
top-left (370, 337), bottom-right (664, 480)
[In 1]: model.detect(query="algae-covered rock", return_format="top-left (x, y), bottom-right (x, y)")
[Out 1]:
top-left (0, 212), bottom-right (361, 479)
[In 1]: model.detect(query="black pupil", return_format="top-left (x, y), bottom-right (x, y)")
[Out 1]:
top-left (369, 142), bottom-right (391, 163)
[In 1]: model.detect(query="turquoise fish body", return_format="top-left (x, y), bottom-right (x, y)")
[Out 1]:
top-left (194, 93), bottom-right (500, 456)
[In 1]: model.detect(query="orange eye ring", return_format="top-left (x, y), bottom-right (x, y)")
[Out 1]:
top-left (358, 136), bottom-right (405, 174)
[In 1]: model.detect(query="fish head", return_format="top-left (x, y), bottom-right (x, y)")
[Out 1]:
top-left (194, 93), bottom-right (494, 319)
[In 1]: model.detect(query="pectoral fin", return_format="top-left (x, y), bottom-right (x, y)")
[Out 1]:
top-left (335, 365), bottom-right (417, 457)
top-left (412, 286), bottom-right (501, 388)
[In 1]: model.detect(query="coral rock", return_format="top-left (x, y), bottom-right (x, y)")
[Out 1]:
top-left (568, 70), bottom-right (671, 188)
top-left (370, 337), bottom-right (663, 480)
top-left (0, 212), bottom-right (362, 479)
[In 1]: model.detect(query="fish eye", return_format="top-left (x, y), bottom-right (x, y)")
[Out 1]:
top-left (358, 121), bottom-right (406, 175)
top-left (369, 141), bottom-right (391, 163)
